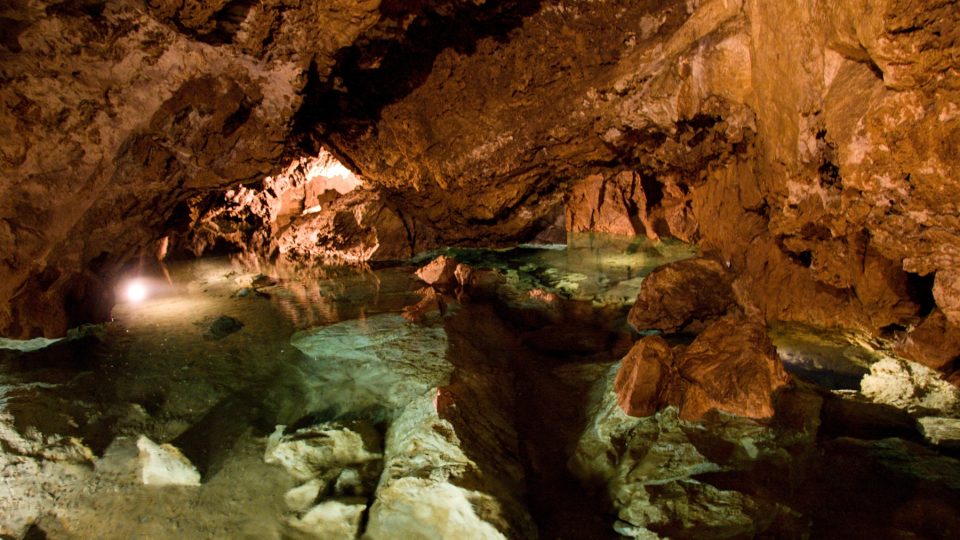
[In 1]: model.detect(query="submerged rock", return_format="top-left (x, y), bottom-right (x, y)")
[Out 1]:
top-left (205, 315), bottom-right (243, 340)
top-left (136, 436), bottom-right (201, 487)
top-left (575, 366), bottom-right (804, 539)
top-left (628, 257), bottom-right (735, 333)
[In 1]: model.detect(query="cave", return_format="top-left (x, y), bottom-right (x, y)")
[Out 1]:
top-left (2, 1), bottom-right (960, 538)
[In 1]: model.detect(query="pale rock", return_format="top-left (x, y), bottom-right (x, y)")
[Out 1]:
top-left (574, 366), bottom-right (796, 538)
top-left (289, 314), bottom-right (452, 413)
top-left (365, 477), bottom-right (507, 540)
top-left (289, 500), bottom-right (366, 540)
top-left (136, 436), bottom-right (201, 487)
top-left (333, 468), bottom-right (364, 497)
top-left (284, 479), bottom-right (324, 512)
top-left (860, 357), bottom-right (960, 416)
top-left (264, 424), bottom-right (381, 482)
top-left (918, 417), bottom-right (960, 449)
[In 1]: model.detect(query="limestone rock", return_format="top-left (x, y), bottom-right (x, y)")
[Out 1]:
top-left (276, 189), bottom-right (414, 263)
top-left (613, 336), bottom-right (676, 418)
top-left (628, 257), bottom-right (735, 333)
top-left (895, 309), bottom-right (960, 374)
top-left (677, 315), bottom-right (791, 420)
top-left (366, 478), bottom-right (507, 540)
top-left (136, 436), bottom-right (201, 487)
top-left (566, 171), bottom-right (658, 239)
top-left (284, 479), bottom-right (324, 512)
top-left (264, 424), bottom-right (381, 483)
top-left (416, 256), bottom-right (460, 288)
top-left (289, 314), bottom-right (452, 412)
top-left (918, 417), bottom-right (960, 449)
top-left (289, 500), bottom-right (366, 540)
top-left (860, 356), bottom-right (960, 416)
top-left (575, 368), bottom-right (804, 539)
top-left (614, 315), bottom-right (789, 421)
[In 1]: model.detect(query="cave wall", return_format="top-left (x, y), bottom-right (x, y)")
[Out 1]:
top-left (317, 0), bottom-right (959, 339)
top-left (1, 0), bottom-right (958, 343)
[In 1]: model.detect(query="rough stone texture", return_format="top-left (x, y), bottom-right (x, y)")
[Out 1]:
top-left (894, 309), bottom-right (960, 374)
top-left (566, 171), bottom-right (658, 240)
top-left (627, 257), bottom-right (735, 333)
top-left (136, 436), bottom-right (201, 487)
top-left (576, 367), bottom-right (809, 539)
top-left (613, 336), bottom-right (676, 418)
top-left (275, 188), bottom-right (413, 263)
top-left (860, 356), bottom-right (960, 416)
top-left (615, 314), bottom-right (790, 421)
top-left (416, 255), bottom-right (460, 288)
top-left (2, 0), bottom-right (960, 371)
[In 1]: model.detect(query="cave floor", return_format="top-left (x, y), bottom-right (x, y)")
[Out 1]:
top-left (1, 238), bottom-right (959, 539)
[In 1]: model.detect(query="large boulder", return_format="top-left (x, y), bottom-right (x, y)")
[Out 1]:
top-left (628, 257), bottom-right (736, 333)
top-left (615, 314), bottom-right (790, 421)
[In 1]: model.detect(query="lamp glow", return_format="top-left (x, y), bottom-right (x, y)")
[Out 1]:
top-left (126, 280), bottom-right (148, 303)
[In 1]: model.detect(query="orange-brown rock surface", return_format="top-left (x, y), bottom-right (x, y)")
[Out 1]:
top-left (627, 257), bottom-right (735, 333)
top-left (615, 314), bottom-right (790, 420)
top-left (1, 0), bottom-right (959, 346)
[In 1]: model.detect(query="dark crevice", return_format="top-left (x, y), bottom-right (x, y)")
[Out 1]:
top-left (294, 0), bottom-right (544, 143)
top-left (639, 173), bottom-right (665, 208)
top-left (905, 272), bottom-right (936, 317)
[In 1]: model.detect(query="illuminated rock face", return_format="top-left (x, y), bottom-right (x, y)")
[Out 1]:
top-left (1, 0), bottom-right (959, 360)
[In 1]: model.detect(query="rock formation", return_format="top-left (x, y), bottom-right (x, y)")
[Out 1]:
top-left (615, 314), bottom-right (790, 420)
top-left (2, 0), bottom-right (958, 352)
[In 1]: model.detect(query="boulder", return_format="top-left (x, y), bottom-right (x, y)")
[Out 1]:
top-left (676, 315), bottom-right (791, 420)
top-left (205, 315), bottom-right (243, 340)
top-left (614, 315), bottom-right (790, 421)
top-left (415, 255), bottom-right (460, 288)
top-left (860, 356), bottom-right (960, 416)
top-left (627, 257), bottom-right (735, 333)
top-left (894, 309), bottom-right (960, 374)
top-left (918, 417), bottom-right (960, 449)
top-left (289, 500), bottom-right (366, 540)
top-left (264, 423), bottom-right (382, 482)
top-left (136, 436), bottom-right (201, 487)
top-left (613, 336), bottom-right (676, 418)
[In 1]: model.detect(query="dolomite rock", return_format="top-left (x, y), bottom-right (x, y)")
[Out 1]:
top-left (264, 423), bottom-right (381, 482)
top-left (136, 436), bottom-right (201, 487)
top-left (566, 171), bottom-right (659, 239)
top-left (575, 368), bottom-right (805, 539)
top-left (366, 478), bottom-right (507, 540)
top-left (416, 256), bottom-right (460, 288)
top-left (894, 309), bottom-right (960, 375)
top-left (860, 357), bottom-right (960, 416)
top-left (284, 479), bottom-right (324, 512)
top-left (918, 417), bottom-right (960, 449)
top-left (275, 189), bottom-right (414, 263)
top-left (627, 257), bottom-right (735, 333)
top-left (3, 0), bottom-right (960, 372)
top-left (289, 500), bottom-right (366, 540)
top-left (615, 315), bottom-right (790, 420)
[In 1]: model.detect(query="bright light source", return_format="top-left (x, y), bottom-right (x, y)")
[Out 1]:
top-left (125, 280), bottom-right (148, 303)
